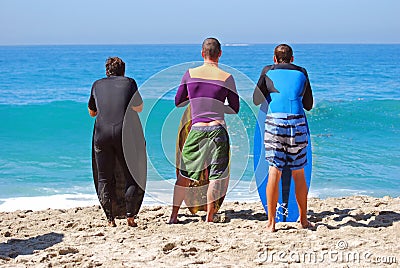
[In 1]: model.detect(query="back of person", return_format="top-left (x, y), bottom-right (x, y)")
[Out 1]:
top-left (88, 56), bottom-right (144, 227)
top-left (91, 76), bottom-right (136, 126)
top-left (253, 45), bottom-right (313, 114)
top-left (263, 64), bottom-right (309, 115)
top-left (170, 37), bottom-right (239, 224)
top-left (252, 44), bottom-right (314, 232)
top-left (177, 65), bottom-right (237, 124)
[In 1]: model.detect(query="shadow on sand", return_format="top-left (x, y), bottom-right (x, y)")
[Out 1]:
top-left (0, 232), bottom-right (64, 259)
top-left (173, 207), bottom-right (400, 230)
top-left (309, 208), bottom-right (400, 229)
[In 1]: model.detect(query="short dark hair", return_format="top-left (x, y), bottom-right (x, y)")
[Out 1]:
top-left (202, 38), bottom-right (221, 60)
top-left (105, 57), bottom-right (125, 77)
top-left (274, 44), bottom-right (293, 63)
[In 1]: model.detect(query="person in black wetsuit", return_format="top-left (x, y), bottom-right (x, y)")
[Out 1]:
top-left (88, 57), bottom-right (143, 227)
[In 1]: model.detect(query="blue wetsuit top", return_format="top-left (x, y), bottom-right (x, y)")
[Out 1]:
top-left (253, 63), bottom-right (313, 113)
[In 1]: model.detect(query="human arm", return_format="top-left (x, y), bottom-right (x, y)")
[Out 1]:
top-left (175, 71), bottom-right (190, 107)
top-left (88, 83), bottom-right (97, 117)
top-left (132, 103), bottom-right (143, 113)
top-left (88, 108), bottom-right (97, 117)
top-left (253, 67), bottom-right (269, 106)
top-left (224, 75), bottom-right (239, 114)
top-left (302, 71), bottom-right (313, 111)
top-left (130, 79), bottom-right (144, 113)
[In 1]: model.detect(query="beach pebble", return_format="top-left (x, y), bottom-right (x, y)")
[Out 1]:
top-left (162, 242), bottom-right (176, 252)
top-left (58, 247), bottom-right (79, 255)
top-left (46, 252), bottom-right (58, 258)
top-left (182, 246), bottom-right (198, 253)
top-left (182, 247), bottom-right (198, 256)
top-left (94, 232), bottom-right (104, 237)
top-left (4, 231), bottom-right (11, 237)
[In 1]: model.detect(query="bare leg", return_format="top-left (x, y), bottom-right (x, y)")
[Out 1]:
top-left (292, 168), bottom-right (313, 228)
top-left (266, 166), bottom-right (282, 232)
top-left (169, 174), bottom-right (190, 224)
top-left (206, 180), bottom-right (216, 222)
top-left (206, 177), bottom-right (229, 222)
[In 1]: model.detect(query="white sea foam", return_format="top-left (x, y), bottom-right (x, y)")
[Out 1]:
top-left (0, 180), bottom-right (260, 212)
top-left (224, 43), bottom-right (250, 47)
top-left (0, 181), bottom-right (386, 212)
top-left (0, 194), bottom-right (99, 212)
top-left (309, 188), bottom-right (372, 199)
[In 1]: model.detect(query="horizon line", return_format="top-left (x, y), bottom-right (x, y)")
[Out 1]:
top-left (1, 42), bottom-right (400, 47)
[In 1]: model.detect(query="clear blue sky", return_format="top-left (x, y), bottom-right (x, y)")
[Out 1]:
top-left (1, 0), bottom-right (399, 45)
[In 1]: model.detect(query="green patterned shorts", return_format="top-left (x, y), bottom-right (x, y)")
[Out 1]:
top-left (179, 125), bottom-right (230, 181)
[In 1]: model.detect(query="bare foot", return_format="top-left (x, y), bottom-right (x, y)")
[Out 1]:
top-left (299, 220), bottom-right (314, 229)
top-left (108, 220), bottom-right (116, 227)
top-left (127, 217), bottom-right (137, 227)
top-left (266, 221), bottom-right (276, 232)
top-left (206, 216), bottom-right (214, 223)
top-left (168, 217), bottom-right (179, 224)
top-left (206, 213), bottom-right (223, 223)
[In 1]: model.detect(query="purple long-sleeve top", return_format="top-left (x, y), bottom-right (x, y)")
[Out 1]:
top-left (175, 70), bottom-right (239, 124)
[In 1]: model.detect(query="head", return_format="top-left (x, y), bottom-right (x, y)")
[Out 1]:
top-left (105, 57), bottom-right (125, 77)
top-left (274, 44), bottom-right (294, 64)
top-left (201, 37), bottom-right (222, 61)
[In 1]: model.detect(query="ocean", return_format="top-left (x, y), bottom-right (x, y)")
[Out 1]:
top-left (0, 44), bottom-right (399, 211)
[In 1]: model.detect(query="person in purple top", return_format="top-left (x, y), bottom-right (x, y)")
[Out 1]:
top-left (169, 38), bottom-right (240, 223)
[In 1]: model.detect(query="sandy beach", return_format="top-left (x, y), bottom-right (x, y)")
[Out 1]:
top-left (0, 195), bottom-right (399, 267)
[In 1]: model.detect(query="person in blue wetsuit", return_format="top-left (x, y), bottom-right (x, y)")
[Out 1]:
top-left (253, 44), bottom-right (314, 232)
top-left (88, 57), bottom-right (144, 227)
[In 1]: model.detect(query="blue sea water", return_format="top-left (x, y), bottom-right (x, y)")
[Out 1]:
top-left (0, 44), bottom-right (399, 211)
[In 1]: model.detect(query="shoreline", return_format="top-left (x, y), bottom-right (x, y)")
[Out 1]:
top-left (1, 191), bottom-right (398, 213)
top-left (1, 179), bottom-right (396, 213)
top-left (1, 195), bottom-right (399, 267)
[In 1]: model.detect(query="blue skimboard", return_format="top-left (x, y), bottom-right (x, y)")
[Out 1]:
top-left (253, 102), bottom-right (312, 222)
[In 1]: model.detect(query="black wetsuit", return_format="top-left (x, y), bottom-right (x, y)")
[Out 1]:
top-left (88, 76), bottom-right (143, 221)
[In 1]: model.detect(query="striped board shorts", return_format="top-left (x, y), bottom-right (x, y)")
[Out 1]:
top-left (264, 113), bottom-right (308, 170)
